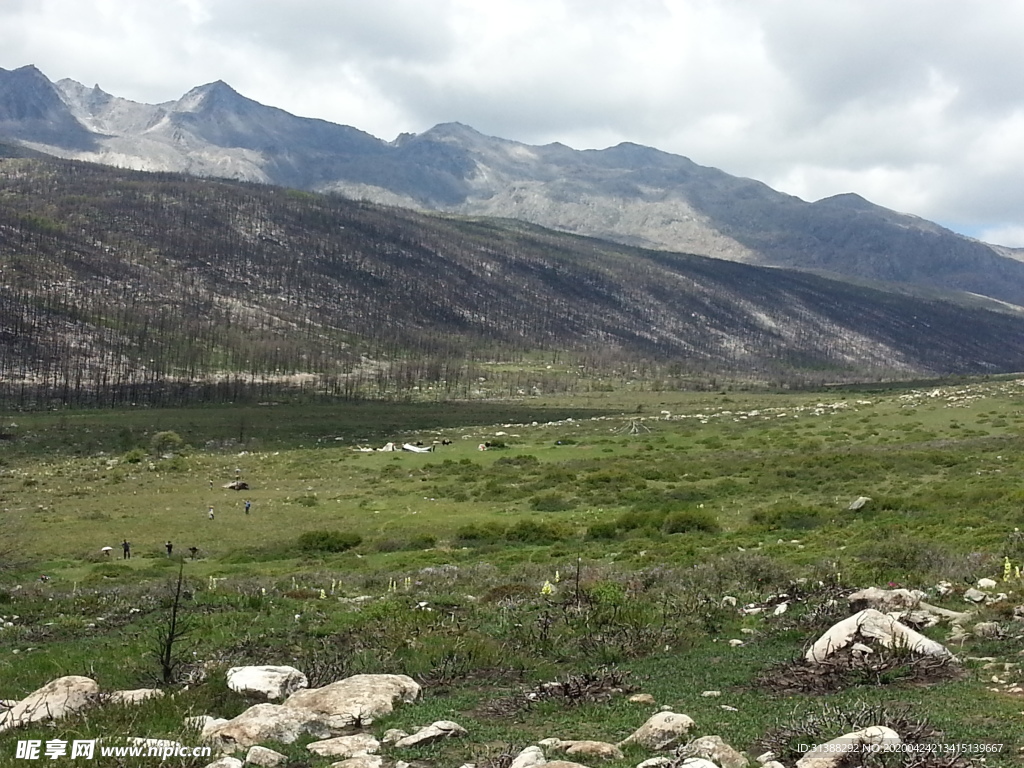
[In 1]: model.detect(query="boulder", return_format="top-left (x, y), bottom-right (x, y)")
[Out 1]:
top-left (796, 726), bottom-right (901, 768)
top-left (964, 588), bottom-right (987, 603)
top-left (618, 711), bottom-right (696, 750)
top-left (283, 674), bottom-right (420, 727)
top-left (382, 728), bottom-right (410, 744)
top-left (974, 621), bottom-right (1002, 638)
top-left (307, 734), bottom-right (380, 758)
top-left (636, 759), bottom-right (672, 768)
top-left (629, 693), bottom-right (656, 705)
top-left (329, 758), bottom-right (383, 768)
top-left (245, 746), bottom-right (288, 767)
top-left (677, 761), bottom-right (717, 768)
top-left (510, 746), bottom-right (547, 768)
top-left (542, 739), bottom-right (624, 760)
top-left (545, 762), bottom-right (593, 768)
top-left (226, 665), bottom-right (308, 700)
top-left (108, 688), bottom-right (164, 706)
top-left (678, 735), bottom-right (749, 768)
top-left (0, 675), bottom-right (99, 732)
top-left (805, 609), bottom-right (954, 664)
top-left (203, 759), bottom-right (243, 768)
top-left (202, 703), bottom-right (332, 754)
top-left (394, 720), bottom-right (467, 748)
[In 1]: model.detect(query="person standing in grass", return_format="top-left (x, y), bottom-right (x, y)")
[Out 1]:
top-left (165, 541), bottom-right (173, 557)
top-left (208, 506), bottom-right (215, 520)
top-left (245, 499), bottom-right (251, 515)
top-left (121, 539), bottom-right (131, 559)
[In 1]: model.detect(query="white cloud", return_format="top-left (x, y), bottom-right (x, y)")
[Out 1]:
top-left (3, 0), bottom-right (1024, 243)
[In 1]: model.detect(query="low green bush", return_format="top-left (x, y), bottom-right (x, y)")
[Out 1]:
top-left (296, 530), bottom-right (362, 553)
top-left (530, 491), bottom-right (576, 512)
top-left (662, 508), bottom-right (720, 534)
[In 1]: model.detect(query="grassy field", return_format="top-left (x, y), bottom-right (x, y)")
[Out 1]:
top-left (3, 378), bottom-right (1024, 766)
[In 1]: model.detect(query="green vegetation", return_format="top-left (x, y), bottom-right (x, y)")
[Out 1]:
top-left (2, 379), bottom-right (1024, 764)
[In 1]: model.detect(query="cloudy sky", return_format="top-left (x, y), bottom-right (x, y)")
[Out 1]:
top-left (4, 0), bottom-right (1024, 244)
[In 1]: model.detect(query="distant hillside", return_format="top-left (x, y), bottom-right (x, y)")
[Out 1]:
top-left (2, 156), bottom-right (1024, 407)
top-left (2, 65), bottom-right (1024, 307)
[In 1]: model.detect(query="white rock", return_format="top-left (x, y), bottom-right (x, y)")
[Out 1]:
top-left (728, 639), bottom-right (744, 647)
top-left (227, 665), bottom-right (308, 700)
top-left (307, 733), bottom-right (380, 758)
top-left (203, 759), bottom-right (243, 768)
top-left (510, 746), bottom-right (546, 768)
top-left (977, 578), bottom-right (998, 590)
top-left (680, 735), bottom-right (749, 768)
top-left (108, 688), bottom-right (164, 705)
top-left (964, 588), bottom-right (987, 603)
top-left (283, 673), bottom-right (420, 728)
top-left (805, 609), bottom-right (954, 664)
top-left (328, 757), bottom-right (383, 768)
top-left (0, 676), bottom-right (100, 732)
top-left (701, 691), bottom-right (721, 697)
top-left (381, 728), bottom-right (410, 744)
top-left (678, 760), bottom-right (718, 768)
top-left (636, 759), bottom-right (672, 768)
top-left (245, 746), bottom-right (288, 767)
top-left (394, 720), bottom-right (467, 748)
top-left (847, 587), bottom-right (925, 612)
top-left (203, 703), bottom-right (332, 753)
top-left (629, 693), bottom-right (656, 704)
top-left (755, 753), bottom-right (776, 765)
top-left (618, 711), bottom-right (696, 750)
top-left (544, 739), bottom-right (624, 760)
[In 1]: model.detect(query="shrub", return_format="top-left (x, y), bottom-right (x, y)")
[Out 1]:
top-left (530, 492), bottom-right (576, 512)
top-left (662, 509), bottom-right (720, 534)
top-left (150, 430), bottom-right (185, 456)
top-left (296, 530), bottom-right (362, 553)
top-left (751, 504), bottom-right (827, 530)
top-left (455, 522), bottom-right (507, 544)
top-left (122, 448), bottom-right (147, 464)
top-left (586, 521), bottom-right (620, 540)
top-left (494, 455), bottom-right (540, 468)
top-left (505, 518), bottom-right (571, 545)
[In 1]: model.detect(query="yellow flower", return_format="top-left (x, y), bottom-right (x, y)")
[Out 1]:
top-left (540, 580), bottom-right (555, 596)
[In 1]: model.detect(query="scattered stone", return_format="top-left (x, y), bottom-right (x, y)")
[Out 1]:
top-left (108, 688), bottom-right (164, 706)
top-left (847, 587), bottom-right (924, 612)
top-left (203, 758), bottom-right (243, 768)
top-left (544, 762), bottom-right (593, 768)
top-left (847, 496), bottom-right (871, 511)
top-left (700, 691), bottom-right (721, 698)
top-left (510, 746), bottom-right (547, 768)
top-left (382, 728), bottom-right (410, 744)
top-left (619, 711), bottom-right (696, 750)
top-left (964, 588), bottom-right (987, 603)
top-left (227, 665), bottom-right (309, 700)
top-left (203, 703), bottom-right (332, 753)
top-left (805, 609), bottom-right (954, 664)
top-left (678, 735), bottom-right (749, 768)
top-left (977, 578), bottom-right (998, 590)
top-left (307, 733), bottom-right (381, 758)
top-left (543, 738), bottom-right (624, 760)
top-left (283, 673), bottom-right (420, 728)
top-left (796, 726), bottom-right (901, 768)
top-left (394, 720), bottom-right (467, 748)
top-left (329, 756), bottom-right (383, 768)
top-left (728, 639), bottom-right (744, 647)
top-left (629, 693), bottom-right (656, 705)
top-left (755, 752), bottom-right (776, 764)
top-left (245, 746), bottom-right (288, 767)
top-left (636, 759), bottom-right (672, 768)
top-left (0, 675), bottom-right (100, 732)
top-left (974, 621), bottom-right (1002, 638)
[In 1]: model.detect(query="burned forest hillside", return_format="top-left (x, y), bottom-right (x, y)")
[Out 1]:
top-left (2, 155), bottom-right (1024, 407)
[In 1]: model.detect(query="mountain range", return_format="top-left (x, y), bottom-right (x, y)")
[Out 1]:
top-left (3, 64), bottom-right (1024, 307)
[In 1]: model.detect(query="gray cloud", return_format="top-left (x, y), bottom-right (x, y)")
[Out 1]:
top-left (3, 0), bottom-right (1024, 244)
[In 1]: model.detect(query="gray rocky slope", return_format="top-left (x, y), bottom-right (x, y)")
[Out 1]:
top-left (4, 63), bottom-right (1024, 305)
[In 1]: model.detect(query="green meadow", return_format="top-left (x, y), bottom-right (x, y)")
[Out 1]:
top-left (3, 377), bottom-right (1024, 766)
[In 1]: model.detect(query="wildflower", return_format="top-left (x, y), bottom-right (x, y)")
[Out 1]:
top-left (554, 570), bottom-right (561, 583)
top-left (319, 589), bottom-right (326, 600)
top-left (1004, 556), bottom-right (1013, 582)
top-left (404, 576), bottom-right (412, 590)
top-left (540, 580), bottom-right (555, 596)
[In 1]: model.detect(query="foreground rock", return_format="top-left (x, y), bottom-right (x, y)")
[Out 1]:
top-left (796, 726), bottom-right (901, 768)
top-left (244, 746), bottom-right (288, 767)
top-left (540, 738), bottom-right (624, 760)
top-left (227, 665), bottom-right (308, 700)
top-left (393, 720), bottom-right (467, 748)
top-left (307, 733), bottom-right (380, 758)
top-left (203, 703), bottom-right (333, 753)
top-left (0, 676), bottom-right (100, 732)
top-left (283, 674), bottom-right (420, 727)
top-left (805, 609), bottom-right (954, 664)
top-left (678, 735), bottom-right (749, 768)
top-left (618, 711), bottom-right (696, 750)
top-left (108, 688), bottom-right (164, 706)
